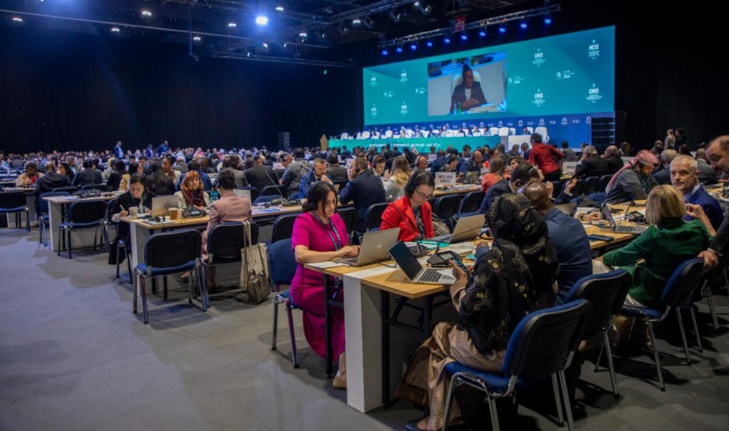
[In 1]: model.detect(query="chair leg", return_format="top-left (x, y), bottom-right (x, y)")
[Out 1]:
top-left (57, 227), bottom-right (62, 256)
top-left (271, 294), bottom-right (279, 351)
top-left (704, 284), bottom-right (719, 331)
top-left (551, 373), bottom-right (564, 426)
top-left (441, 376), bottom-right (458, 431)
top-left (133, 272), bottom-right (139, 314)
top-left (594, 343), bottom-right (604, 372)
top-left (603, 330), bottom-right (619, 397)
top-left (689, 306), bottom-right (703, 353)
top-left (67, 229), bottom-right (72, 259)
top-left (163, 276), bottom-right (168, 301)
top-left (647, 322), bottom-right (664, 391)
top-left (125, 248), bottom-right (132, 283)
top-left (116, 242), bottom-right (122, 279)
top-left (675, 308), bottom-right (692, 365)
top-left (140, 276), bottom-right (149, 324)
top-left (486, 397), bottom-right (500, 431)
top-left (26, 210), bottom-right (30, 232)
top-left (286, 301), bottom-right (299, 368)
top-left (558, 370), bottom-right (576, 431)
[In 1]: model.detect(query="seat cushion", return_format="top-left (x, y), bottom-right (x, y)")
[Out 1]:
top-left (444, 361), bottom-right (520, 395)
top-left (135, 261), bottom-right (196, 277)
top-left (621, 305), bottom-right (663, 320)
top-left (277, 289), bottom-right (300, 309)
top-left (0, 206), bottom-right (26, 213)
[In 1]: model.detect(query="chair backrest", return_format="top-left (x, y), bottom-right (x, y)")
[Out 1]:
top-left (498, 127), bottom-right (510, 136)
top-left (66, 200), bottom-right (107, 224)
top-left (0, 191), bottom-right (27, 210)
top-left (363, 202), bottom-right (390, 231)
top-left (535, 126), bottom-right (549, 140)
top-left (105, 197), bottom-right (118, 224)
top-left (432, 194), bottom-right (461, 221)
top-left (488, 127), bottom-right (499, 136)
top-left (261, 184), bottom-right (287, 197)
top-left (207, 221), bottom-right (258, 263)
top-left (337, 206), bottom-right (358, 236)
top-left (144, 228), bottom-right (202, 269)
top-left (268, 238), bottom-right (297, 287)
top-left (38, 191), bottom-right (70, 214)
top-left (502, 299), bottom-right (591, 378)
top-left (583, 176), bottom-right (599, 195)
top-left (81, 184), bottom-right (106, 191)
top-left (53, 186), bottom-right (78, 194)
top-left (659, 258), bottom-right (705, 311)
top-left (597, 175), bottom-right (612, 193)
top-left (271, 213), bottom-right (298, 243)
top-left (458, 191), bottom-right (485, 215)
top-left (564, 269), bottom-right (632, 337)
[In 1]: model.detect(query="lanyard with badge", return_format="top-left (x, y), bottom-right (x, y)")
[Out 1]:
top-left (312, 212), bottom-right (344, 297)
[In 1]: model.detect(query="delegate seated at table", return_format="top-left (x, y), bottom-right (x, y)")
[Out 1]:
top-left (175, 170), bottom-right (211, 210)
top-left (291, 182), bottom-right (360, 389)
top-left (380, 172), bottom-right (435, 243)
top-left (109, 174), bottom-right (152, 263)
top-left (396, 194), bottom-right (558, 431)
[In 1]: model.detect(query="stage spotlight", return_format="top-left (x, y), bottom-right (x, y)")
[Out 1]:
top-left (479, 29), bottom-right (486, 37)
top-left (12, 16), bottom-right (23, 22)
top-left (498, 25), bottom-right (506, 34)
top-left (444, 37), bottom-right (451, 44)
top-left (141, 10), bottom-right (152, 17)
top-left (228, 22), bottom-right (237, 28)
top-left (410, 43), bottom-right (417, 51)
top-left (426, 40), bottom-right (433, 48)
top-left (460, 33), bottom-right (468, 41)
top-left (275, 5), bottom-right (284, 12)
top-left (352, 18), bottom-right (362, 25)
top-left (262, 42), bottom-right (268, 48)
top-left (299, 31), bottom-right (308, 38)
top-left (110, 27), bottom-right (120, 32)
top-left (255, 15), bottom-right (268, 26)
top-left (323, 69), bottom-right (328, 75)
top-left (520, 21), bottom-right (528, 30)
top-left (193, 35), bottom-right (202, 42)
top-left (544, 16), bottom-right (552, 25)
top-left (395, 46), bottom-right (403, 53)
top-left (381, 49), bottom-right (388, 56)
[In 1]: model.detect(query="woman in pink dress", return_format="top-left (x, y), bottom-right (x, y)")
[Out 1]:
top-left (290, 182), bottom-right (360, 389)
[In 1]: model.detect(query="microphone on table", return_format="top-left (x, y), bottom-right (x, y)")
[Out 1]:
top-left (391, 201), bottom-right (425, 256)
top-left (261, 168), bottom-right (298, 206)
top-left (623, 199), bottom-right (635, 222)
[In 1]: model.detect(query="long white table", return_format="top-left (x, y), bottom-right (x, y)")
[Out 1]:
top-left (43, 194), bottom-right (118, 252)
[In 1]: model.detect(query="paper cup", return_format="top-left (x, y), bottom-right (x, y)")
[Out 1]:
top-left (129, 207), bottom-right (139, 219)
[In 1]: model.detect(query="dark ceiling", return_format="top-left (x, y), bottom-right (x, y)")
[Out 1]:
top-left (1, 0), bottom-right (552, 66)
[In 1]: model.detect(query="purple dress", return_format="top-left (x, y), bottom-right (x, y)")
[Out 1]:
top-left (290, 212), bottom-right (348, 361)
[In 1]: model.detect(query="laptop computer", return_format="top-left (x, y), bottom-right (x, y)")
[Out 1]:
top-left (388, 241), bottom-right (457, 285)
top-left (235, 189), bottom-right (251, 201)
top-left (151, 195), bottom-right (179, 213)
top-left (431, 213), bottom-right (485, 244)
top-left (335, 228), bottom-right (400, 266)
top-left (462, 171), bottom-right (479, 184)
top-left (601, 203), bottom-right (649, 234)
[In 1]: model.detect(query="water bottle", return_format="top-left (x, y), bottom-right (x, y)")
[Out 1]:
top-left (210, 190), bottom-right (219, 202)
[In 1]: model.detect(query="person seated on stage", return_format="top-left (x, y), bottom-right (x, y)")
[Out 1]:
top-left (478, 162), bottom-right (540, 216)
top-left (449, 64), bottom-right (487, 114)
top-left (16, 161), bottom-right (43, 187)
top-left (528, 133), bottom-right (564, 182)
top-left (480, 157), bottom-right (505, 194)
top-left (384, 156), bottom-right (412, 201)
top-left (381, 172), bottom-right (435, 243)
top-left (175, 170), bottom-right (211, 210)
top-left (602, 185), bottom-right (711, 309)
top-left (108, 174), bottom-right (153, 265)
top-left (669, 155), bottom-right (724, 232)
top-left (397, 194), bottom-right (558, 431)
top-left (524, 182), bottom-right (592, 304)
top-left (652, 149), bottom-right (678, 185)
top-left (339, 157), bottom-right (386, 232)
top-left (197, 170), bottom-right (252, 287)
top-left (300, 158), bottom-right (333, 197)
top-left (604, 150), bottom-right (659, 204)
top-left (291, 182), bottom-right (360, 390)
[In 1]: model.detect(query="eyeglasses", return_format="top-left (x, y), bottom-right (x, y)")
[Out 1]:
top-left (415, 189), bottom-right (433, 200)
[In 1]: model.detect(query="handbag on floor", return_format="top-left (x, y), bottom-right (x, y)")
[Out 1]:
top-left (239, 220), bottom-right (271, 304)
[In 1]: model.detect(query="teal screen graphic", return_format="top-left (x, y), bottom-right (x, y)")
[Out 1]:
top-left (363, 26), bottom-right (614, 126)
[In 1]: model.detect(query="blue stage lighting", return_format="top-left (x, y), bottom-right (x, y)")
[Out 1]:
top-left (520, 21), bottom-right (528, 29)
top-left (544, 16), bottom-right (552, 25)
top-left (381, 49), bottom-right (388, 56)
top-left (395, 46), bottom-right (403, 53)
top-left (255, 15), bottom-right (268, 26)
top-left (426, 40), bottom-right (433, 47)
top-left (410, 44), bottom-right (417, 51)
top-left (444, 37), bottom-right (451, 44)
top-left (498, 25), bottom-right (506, 34)
top-left (460, 33), bottom-right (468, 41)
top-left (479, 30), bottom-right (486, 37)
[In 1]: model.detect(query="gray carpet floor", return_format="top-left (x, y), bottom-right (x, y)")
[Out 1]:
top-left (2, 226), bottom-right (729, 430)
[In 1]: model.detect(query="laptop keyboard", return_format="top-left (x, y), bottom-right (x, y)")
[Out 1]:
top-left (418, 268), bottom-right (442, 283)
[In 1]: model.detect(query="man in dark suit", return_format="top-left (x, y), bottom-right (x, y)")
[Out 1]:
top-left (326, 154), bottom-right (349, 183)
top-left (652, 149), bottom-right (677, 185)
top-left (243, 157), bottom-right (277, 193)
top-left (450, 64), bottom-right (486, 113)
top-left (602, 145), bottom-right (624, 174)
top-left (339, 157), bottom-right (386, 232)
top-left (73, 159), bottom-right (102, 187)
top-left (478, 162), bottom-right (540, 216)
top-left (575, 145), bottom-right (609, 178)
top-left (695, 135), bottom-right (729, 269)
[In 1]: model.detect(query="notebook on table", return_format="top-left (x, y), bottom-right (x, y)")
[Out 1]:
top-left (601, 204), bottom-right (649, 234)
top-left (431, 213), bottom-right (485, 244)
top-left (388, 241), bottom-right (456, 285)
top-left (335, 228), bottom-right (400, 267)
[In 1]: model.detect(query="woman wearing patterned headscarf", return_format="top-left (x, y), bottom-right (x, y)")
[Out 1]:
top-left (604, 149), bottom-right (659, 204)
top-left (398, 193), bottom-right (559, 431)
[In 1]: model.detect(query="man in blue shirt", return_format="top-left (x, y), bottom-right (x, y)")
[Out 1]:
top-left (525, 182), bottom-right (592, 303)
top-left (458, 150), bottom-right (484, 182)
top-left (113, 141), bottom-right (124, 160)
top-left (300, 158), bottom-right (333, 197)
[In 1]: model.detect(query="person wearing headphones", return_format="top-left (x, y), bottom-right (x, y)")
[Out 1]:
top-left (380, 172), bottom-right (436, 242)
top-left (478, 162), bottom-right (541, 216)
top-left (339, 157), bottom-right (387, 232)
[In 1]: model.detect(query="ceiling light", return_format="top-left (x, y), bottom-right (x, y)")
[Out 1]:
top-left (262, 42), bottom-right (269, 48)
top-left (390, 10), bottom-right (401, 22)
top-left (422, 6), bottom-right (432, 15)
top-left (352, 18), bottom-right (361, 25)
top-left (110, 27), bottom-right (120, 32)
top-left (479, 29), bottom-right (486, 37)
top-left (395, 46), bottom-right (403, 53)
top-left (498, 25), bottom-right (506, 34)
top-left (12, 16), bottom-right (23, 22)
top-left (381, 49), bottom-right (388, 56)
top-left (414, 1), bottom-right (420, 6)
top-left (141, 10), bottom-right (152, 17)
top-left (228, 22), bottom-right (237, 28)
top-left (299, 31), bottom-right (308, 38)
top-left (520, 21), bottom-right (528, 29)
top-left (275, 5), bottom-right (284, 12)
top-left (443, 37), bottom-right (451, 44)
top-left (410, 43), bottom-right (417, 51)
top-left (544, 16), bottom-right (552, 25)
top-left (193, 35), bottom-right (202, 41)
top-left (460, 33), bottom-right (468, 41)
top-left (426, 40), bottom-right (433, 48)
top-left (255, 15), bottom-right (268, 26)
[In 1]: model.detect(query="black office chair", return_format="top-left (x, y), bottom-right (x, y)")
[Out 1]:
top-left (261, 184), bottom-right (287, 197)
top-left (269, 238), bottom-right (301, 367)
top-left (618, 258), bottom-right (705, 390)
top-left (37, 191), bottom-right (70, 245)
top-left (356, 201), bottom-right (389, 243)
top-left (133, 229), bottom-right (206, 324)
top-left (336, 206), bottom-right (358, 243)
top-left (582, 176), bottom-right (600, 195)
top-left (201, 221), bottom-right (258, 297)
top-left (456, 191), bottom-right (485, 217)
top-left (80, 184), bottom-right (107, 192)
top-left (0, 191), bottom-right (30, 232)
top-left (442, 300), bottom-right (591, 431)
top-left (597, 174), bottom-right (613, 193)
top-left (57, 200), bottom-right (107, 258)
top-left (52, 186), bottom-right (78, 194)
top-left (271, 213), bottom-right (298, 244)
top-left (430, 194), bottom-right (461, 231)
top-left (563, 269), bottom-right (632, 397)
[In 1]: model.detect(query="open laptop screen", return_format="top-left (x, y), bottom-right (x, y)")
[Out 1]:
top-left (388, 241), bottom-right (422, 280)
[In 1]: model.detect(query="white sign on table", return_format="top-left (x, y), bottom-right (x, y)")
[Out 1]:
top-left (435, 172), bottom-right (457, 187)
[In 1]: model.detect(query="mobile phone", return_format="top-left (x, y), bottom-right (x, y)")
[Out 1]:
top-left (437, 251), bottom-right (470, 273)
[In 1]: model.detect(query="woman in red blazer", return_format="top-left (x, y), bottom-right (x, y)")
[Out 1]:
top-left (381, 171), bottom-right (435, 242)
